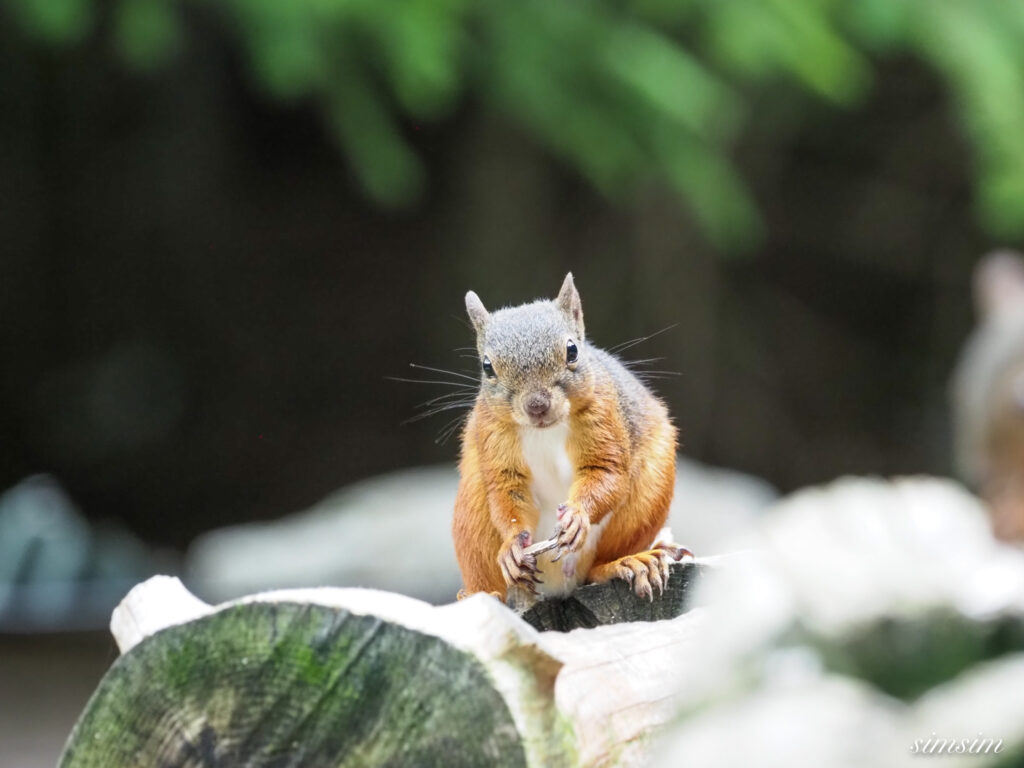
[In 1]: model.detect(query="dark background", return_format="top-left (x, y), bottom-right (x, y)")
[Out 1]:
top-left (0, 7), bottom-right (1005, 549)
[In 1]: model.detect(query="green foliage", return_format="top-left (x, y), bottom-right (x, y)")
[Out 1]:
top-left (6, 0), bottom-right (94, 45)
top-left (113, 0), bottom-right (182, 70)
top-left (7, 0), bottom-right (1024, 247)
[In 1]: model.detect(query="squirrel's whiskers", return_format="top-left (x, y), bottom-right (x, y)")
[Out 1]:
top-left (387, 363), bottom-right (481, 443)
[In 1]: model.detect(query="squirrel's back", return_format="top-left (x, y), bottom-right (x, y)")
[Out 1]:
top-left (584, 344), bottom-right (670, 449)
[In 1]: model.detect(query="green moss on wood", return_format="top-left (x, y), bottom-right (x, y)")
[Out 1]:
top-left (61, 602), bottom-right (526, 768)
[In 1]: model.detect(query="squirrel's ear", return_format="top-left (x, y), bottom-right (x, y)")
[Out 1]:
top-left (465, 291), bottom-right (490, 335)
top-left (556, 272), bottom-right (585, 338)
top-left (975, 250), bottom-right (1024, 321)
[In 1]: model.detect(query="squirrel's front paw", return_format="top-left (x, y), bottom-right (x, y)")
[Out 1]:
top-left (497, 531), bottom-right (542, 594)
top-left (552, 503), bottom-right (590, 561)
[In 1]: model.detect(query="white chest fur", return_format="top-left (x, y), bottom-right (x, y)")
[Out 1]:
top-left (519, 423), bottom-right (606, 596)
top-left (520, 422), bottom-right (573, 526)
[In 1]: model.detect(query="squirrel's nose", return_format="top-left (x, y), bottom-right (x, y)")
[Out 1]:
top-left (525, 391), bottom-right (551, 418)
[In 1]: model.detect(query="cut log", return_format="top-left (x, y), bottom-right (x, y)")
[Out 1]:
top-left (649, 477), bottom-right (1024, 768)
top-left (61, 563), bottom-right (708, 767)
top-left (67, 602), bottom-right (528, 767)
top-left (521, 561), bottom-right (706, 632)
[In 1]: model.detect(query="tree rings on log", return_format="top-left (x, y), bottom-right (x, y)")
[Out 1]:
top-left (61, 602), bottom-right (526, 768)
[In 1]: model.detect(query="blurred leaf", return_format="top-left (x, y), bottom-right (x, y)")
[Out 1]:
top-left (767, 0), bottom-right (870, 104)
top-left (626, 0), bottom-right (697, 26)
top-left (6, 0), bottom-right (94, 45)
top-left (373, 0), bottom-right (466, 118)
top-left (222, 0), bottom-right (324, 99)
top-left (705, 0), bottom-right (869, 104)
top-left (113, 0), bottom-right (181, 71)
top-left (327, 66), bottom-right (424, 206)
top-left (844, 0), bottom-right (910, 51)
top-left (657, 133), bottom-right (763, 251)
top-left (602, 23), bottom-right (740, 139)
top-left (982, 172), bottom-right (1024, 240)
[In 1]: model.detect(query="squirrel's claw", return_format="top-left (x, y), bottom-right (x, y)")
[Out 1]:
top-left (648, 561), bottom-right (664, 596)
top-left (554, 503), bottom-right (589, 558)
top-left (659, 556), bottom-right (670, 584)
top-left (657, 543), bottom-right (694, 561)
top-left (633, 567), bottom-right (654, 601)
top-left (499, 530), bottom-right (542, 591)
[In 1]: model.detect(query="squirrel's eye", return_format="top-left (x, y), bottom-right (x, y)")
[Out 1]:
top-left (566, 340), bottom-right (579, 366)
top-left (482, 356), bottom-right (496, 379)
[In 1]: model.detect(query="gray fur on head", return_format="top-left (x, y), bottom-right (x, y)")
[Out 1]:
top-left (466, 277), bottom-right (590, 396)
top-left (471, 301), bottom-right (585, 393)
top-left (556, 272), bottom-right (585, 339)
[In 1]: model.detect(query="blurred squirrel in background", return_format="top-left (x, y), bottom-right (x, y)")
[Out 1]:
top-left (952, 250), bottom-right (1024, 542)
top-left (453, 273), bottom-right (690, 604)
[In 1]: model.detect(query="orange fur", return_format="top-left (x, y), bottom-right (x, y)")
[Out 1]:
top-left (453, 366), bottom-right (677, 601)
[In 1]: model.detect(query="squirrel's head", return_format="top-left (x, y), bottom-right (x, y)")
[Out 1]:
top-left (465, 273), bottom-right (591, 429)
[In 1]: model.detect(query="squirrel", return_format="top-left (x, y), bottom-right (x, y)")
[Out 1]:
top-left (952, 249), bottom-right (1024, 542)
top-left (452, 273), bottom-right (690, 604)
